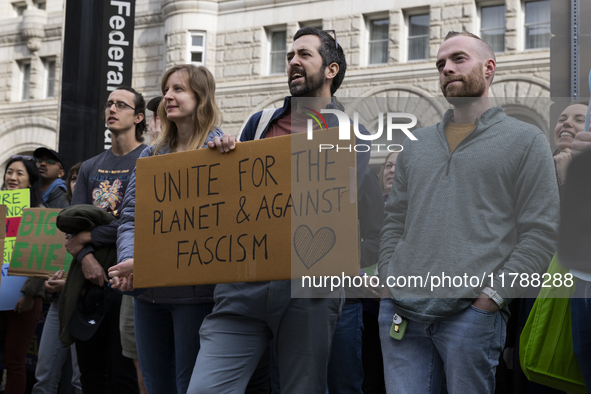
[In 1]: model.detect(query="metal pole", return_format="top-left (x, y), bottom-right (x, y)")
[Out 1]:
top-left (571, 0), bottom-right (579, 99)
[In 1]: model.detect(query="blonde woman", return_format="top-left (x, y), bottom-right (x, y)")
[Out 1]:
top-left (110, 65), bottom-right (229, 394)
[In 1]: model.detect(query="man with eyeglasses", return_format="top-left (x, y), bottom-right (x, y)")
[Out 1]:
top-left (64, 86), bottom-right (146, 394)
top-left (189, 27), bottom-right (371, 394)
top-left (33, 148), bottom-right (68, 209)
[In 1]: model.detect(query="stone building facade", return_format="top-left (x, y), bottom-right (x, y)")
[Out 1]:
top-left (0, 0), bottom-right (552, 174)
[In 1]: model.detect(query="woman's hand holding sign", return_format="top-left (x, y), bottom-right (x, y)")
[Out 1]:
top-left (108, 259), bottom-right (135, 291)
top-left (207, 134), bottom-right (237, 153)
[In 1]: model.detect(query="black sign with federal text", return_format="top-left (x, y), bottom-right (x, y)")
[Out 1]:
top-left (58, 0), bottom-right (135, 172)
top-left (97, 0), bottom-right (136, 152)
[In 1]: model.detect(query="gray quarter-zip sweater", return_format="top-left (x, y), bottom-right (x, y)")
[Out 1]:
top-left (378, 106), bottom-right (559, 323)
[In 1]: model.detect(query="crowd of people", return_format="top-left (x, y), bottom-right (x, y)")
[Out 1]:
top-left (1, 26), bottom-right (590, 394)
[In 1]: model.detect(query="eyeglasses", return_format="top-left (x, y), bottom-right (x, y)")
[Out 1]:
top-left (104, 100), bottom-right (135, 111)
top-left (322, 30), bottom-right (339, 49)
top-left (35, 157), bottom-right (59, 165)
top-left (11, 155), bottom-right (34, 161)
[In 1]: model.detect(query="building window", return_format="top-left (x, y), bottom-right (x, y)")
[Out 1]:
top-left (481, 5), bottom-right (505, 52)
top-left (44, 58), bottom-right (56, 98)
top-left (189, 32), bottom-right (205, 65)
top-left (299, 20), bottom-right (323, 31)
top-left (408, 14), bottom-right (429, 61)
top-left (524, 0), bottom-right (550, 49)
top-left (269, 30), bottom-right (287, 74)
top-left (34, 1), bottom-right (46, 10)
top-left (13, 2), bottom-right (27, 16)
top-left (369, 19), bottom-right (389, 64)
top-left (19, 61), bottom-right (31, 101)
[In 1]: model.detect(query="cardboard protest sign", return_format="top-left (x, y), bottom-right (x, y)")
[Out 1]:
top-left (2, 189), bottom-right (29, 265)
top-left (134, 128), bottom-right (359, 287)
top-left (0, 205), bottom-right (5, 287)
top-left (0, 189), bottom-right (29, 217)
top-left (0, 205), bottom-right (5, 269)
top-left (289, 128), bottom-right (360, 281)
top-left (0, 189), bottom-right (29, 310)
top-left (9, 208), bottom-right (72, 279)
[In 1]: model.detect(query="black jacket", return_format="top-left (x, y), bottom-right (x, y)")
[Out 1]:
top-left (56, 205), bottom-right (116, 346)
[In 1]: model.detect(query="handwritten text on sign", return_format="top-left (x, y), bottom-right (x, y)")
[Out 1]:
top-left (135, 129), bottom-right (359, 287)
top-left (9, 209), bottom-right (73, 279)
top-left (0, 189), bottom-right (30, 311)
top-left (0, 205), bottom-right (5, 281)
top-left (2, 189), bottom-right (29, 265)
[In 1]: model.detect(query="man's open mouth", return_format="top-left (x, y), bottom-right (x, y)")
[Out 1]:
top-left (290, 72), bottom-right (304, 83)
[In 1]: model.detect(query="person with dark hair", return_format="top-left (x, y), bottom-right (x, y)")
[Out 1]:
top-left (3, 156), bottom-right (43, 207)
top-left (553, 100), bottom-right (591, 389)
top-left (291, 27), bottom-right (346, 97)
top-left (146, 96), bottom-right (162, 143)
top-left (65, 162), bottom-right (82, 204)
top-left (63, 85), bottom-right (146, 394)
top-left (112, 85), bottom-right (148, 143)
top-left (34, 147), bottom-right (68, 209)
top-left (514, 101), bottom-right (590, 394)
top-left (378, 151), bottom-right (399, 200)
top-left (378, 31), bottom-right (559, 393)
top-left (186, 27), bottom-right (370, 394)
top-left (0, 156), bottom-right (46, 393)
top-left (552, 101), bottom-right (588, 188)
top-left (33, 160), bottom-right (84, 394)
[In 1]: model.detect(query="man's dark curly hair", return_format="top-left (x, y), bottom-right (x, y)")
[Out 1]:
top-left (113, 86), bottom-right (147, 142)
top-left (293, 27), bottom-right (347, 96)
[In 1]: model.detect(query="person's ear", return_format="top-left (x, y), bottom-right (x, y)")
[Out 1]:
top-left (483, 58), bottom-right (496, 81)
top-left (58, 168), bottom-right (65, 178)
top-left (135, 113), bottom-right (145, 124)
top-left (325, 62), bottom-right (339, 81)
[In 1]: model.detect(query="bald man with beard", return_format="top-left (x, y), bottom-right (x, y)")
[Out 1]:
top-left (377, 32), bottom-right (559, 393)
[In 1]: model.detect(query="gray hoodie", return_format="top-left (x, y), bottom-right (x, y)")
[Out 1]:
top-left (378, 106), bottom-right (559, 323)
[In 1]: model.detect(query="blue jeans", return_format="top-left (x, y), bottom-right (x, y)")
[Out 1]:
top-left (327, 301), bottom-right (364, 393)
top-left (571, 279), bottom-right (591, 388)
top-left (134, 299), bottom-right (213, 394)
top-left (32, 302), bottom-right (83, 394)
top-left (188, 281), bottom-right (343, 394)
top-left (379, 298), bottom-right (506, 394)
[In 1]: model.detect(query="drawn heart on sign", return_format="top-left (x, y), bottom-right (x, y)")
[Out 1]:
top-left (293, 225), bottom-right (336, 270)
